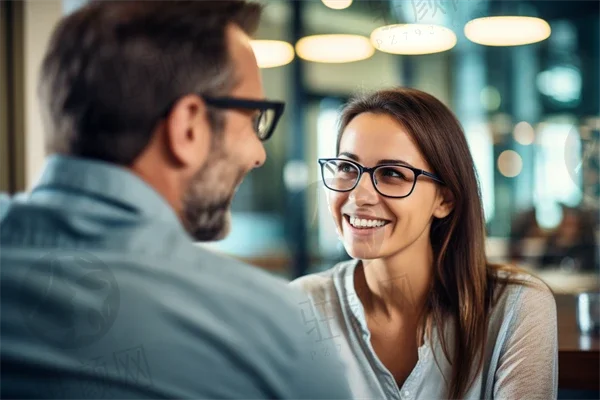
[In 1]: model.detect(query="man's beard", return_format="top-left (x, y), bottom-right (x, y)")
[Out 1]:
top-left (181, 147), bottom-right (244, 242)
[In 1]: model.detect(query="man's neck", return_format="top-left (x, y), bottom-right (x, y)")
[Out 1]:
top-left (129, 141), bottom-right (184, 222)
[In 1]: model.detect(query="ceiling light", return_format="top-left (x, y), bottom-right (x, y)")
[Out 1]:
top-left (321, 0), bottom-right (353, 10)
top-left (370, 24), bottom-right (457, 55)
top-left (295, 34), bottom-right (374, 63)
top-left (480, 86), bottom-right (501, 111)
top-left (497, 150), bottom-right (523, 178)
top-left (465, 16), bottom-right (551, 46)
top-left (536, 64), bottom-right (582, 104)
top-left (513, 121), bottom-right (535, 145)
top-left (250, 40), bottom-right (295, 68)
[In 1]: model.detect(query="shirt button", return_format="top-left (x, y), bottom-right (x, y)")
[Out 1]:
top-left (403, 389), bottom-right (410, 397)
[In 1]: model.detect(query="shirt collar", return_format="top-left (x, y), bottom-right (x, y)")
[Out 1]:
top-left (31, 154), bottom-right (182, 226)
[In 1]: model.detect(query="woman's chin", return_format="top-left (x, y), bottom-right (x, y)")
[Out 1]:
top-left (344, 242), bottom-right (384, 260)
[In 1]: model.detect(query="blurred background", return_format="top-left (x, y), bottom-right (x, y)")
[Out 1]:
top-left (1, 0), bottom-right (598, 287)
top-left (236, 0), bottom-right (600, 290)
top-left (1, 0), bottom-right (599, 396)
top-left (247, 0), bottom-right (600, 286)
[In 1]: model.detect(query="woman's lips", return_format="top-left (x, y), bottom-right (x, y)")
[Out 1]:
top-left (342, 214), bottom-right (391, 237)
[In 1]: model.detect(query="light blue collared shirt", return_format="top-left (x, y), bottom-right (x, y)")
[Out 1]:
top-left (1, 154), bottom-right (353, 399)
top-left (291, 259), bottom-right (558, 400)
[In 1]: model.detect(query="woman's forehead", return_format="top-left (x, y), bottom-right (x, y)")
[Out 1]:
top-left (339, 113), bottom-right (425, 166)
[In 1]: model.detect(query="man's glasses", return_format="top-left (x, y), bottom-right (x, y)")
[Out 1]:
top-left (203, 96), bottom-right (285, 141)
top-left (318, 158), bottom-right (444, 198)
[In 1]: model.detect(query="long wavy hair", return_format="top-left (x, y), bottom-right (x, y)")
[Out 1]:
top-left (336, 88), bottom-right (531, 399)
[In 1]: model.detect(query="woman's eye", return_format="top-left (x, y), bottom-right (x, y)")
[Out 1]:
top-left (337, 163), bottom-right (354, 173)
top-left (381, 168), bottom-right (403, 178)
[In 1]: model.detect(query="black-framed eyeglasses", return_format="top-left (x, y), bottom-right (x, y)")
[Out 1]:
top-left (318, 158), bottom-right (444, 198)
top-left (203, 96), bottom-right (285, 141)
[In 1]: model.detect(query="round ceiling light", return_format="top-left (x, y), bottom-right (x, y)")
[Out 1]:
top-left (295, 34), bottom-right (374, 63)
top-left (497, 150), bottom-right (523, 178)
top-left (322, 0), bottom-right (353, 10)
top-left (465, 16), bottom-right (551, 46)
top-left (250, 40), bottom-right (295, 68)
top-left (370, 24), bottom-right (457, 55)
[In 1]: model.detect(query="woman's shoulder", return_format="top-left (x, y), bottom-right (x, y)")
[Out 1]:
top-left (489, 266), bottom-right (557, 325)
top-left (491, 266), bottom-right (554, 296)
top-left (484, 266), bottom-right (558, 377)
top-left (289, 259), bottom-right (356, 299)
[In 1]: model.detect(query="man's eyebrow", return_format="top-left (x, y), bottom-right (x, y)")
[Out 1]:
top-left (338, 152), bottom-right (414, 168)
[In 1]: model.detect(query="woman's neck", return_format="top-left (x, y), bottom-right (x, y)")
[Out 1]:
top-left (354, 236), bottom-right (434, 322)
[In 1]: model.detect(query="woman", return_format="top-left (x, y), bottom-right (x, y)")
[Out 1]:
top-left (291, 88), bottom-right (558, 399)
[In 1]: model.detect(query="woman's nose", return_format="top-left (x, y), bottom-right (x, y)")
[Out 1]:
top-left (349, 173), bottom-right (379, 205)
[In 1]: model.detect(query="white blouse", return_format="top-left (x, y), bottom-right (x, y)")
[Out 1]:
top-left (290, 259), bottom-right (558, 400)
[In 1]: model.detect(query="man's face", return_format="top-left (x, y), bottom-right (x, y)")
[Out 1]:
top-left (182, 23), bottom-right (267, 241)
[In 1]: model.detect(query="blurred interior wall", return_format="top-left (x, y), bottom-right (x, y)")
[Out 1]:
top-left (1, 0), bottom-right (25, 194)
top-left (1, 0), bottom-right (62, 194)
top-left (23, 0), bottom-right (62, 189)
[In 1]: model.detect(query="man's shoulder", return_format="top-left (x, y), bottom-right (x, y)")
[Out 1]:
top-left (0, 193), bottom-right (9, 222)
top-left (185, 244), bottom-right (311, 321)
top-left (178, 245), bottom-right (331, 366)
top-left (192, 244), bottom-right (295, 295)
top-left (0, 192), bottom-right (28, 222)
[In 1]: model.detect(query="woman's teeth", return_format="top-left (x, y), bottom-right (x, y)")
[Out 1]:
top-left (348, 216), bottom-right (388, 229)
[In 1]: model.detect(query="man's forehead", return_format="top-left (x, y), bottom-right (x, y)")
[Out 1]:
top-left (226, 24), bottom-right (264, 99)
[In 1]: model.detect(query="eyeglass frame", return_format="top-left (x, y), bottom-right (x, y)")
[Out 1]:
top-left (161, 95), bottom-right (285, 142)
top-left (202, 96), bottom-right (285, 141)
top-left (318, 157), bottom-right (445, 199)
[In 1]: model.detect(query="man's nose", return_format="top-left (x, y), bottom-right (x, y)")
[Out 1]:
top-left (251, 137), bottom-right (266, 168)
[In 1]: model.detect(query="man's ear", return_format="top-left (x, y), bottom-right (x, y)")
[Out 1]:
top-left (164, 94), bottom-right (211, 170)
top-left (433, 186), bottom-right (455, 219)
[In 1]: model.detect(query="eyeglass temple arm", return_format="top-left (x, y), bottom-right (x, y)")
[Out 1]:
top-left (420, 170), bottom-right (444, 184)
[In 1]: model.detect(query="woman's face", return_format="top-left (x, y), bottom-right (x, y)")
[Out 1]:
top-left (328, 112), bottom-right (452, 260)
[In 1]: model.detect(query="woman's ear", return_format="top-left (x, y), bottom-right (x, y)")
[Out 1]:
top-left (433, 187), bottom-right (455, 219)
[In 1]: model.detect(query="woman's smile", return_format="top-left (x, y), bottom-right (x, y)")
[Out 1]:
top-left (342, 213), bottom-right (392, 238)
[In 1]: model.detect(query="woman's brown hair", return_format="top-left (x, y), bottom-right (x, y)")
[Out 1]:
top-left (336, 88), bottom-right (533, 399)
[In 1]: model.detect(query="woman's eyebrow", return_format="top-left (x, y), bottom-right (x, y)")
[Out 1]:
top-left (338, 152), bottom-right (415, 168)
top-left (377, 158), bottom-right (414, 167)
top-left (338, 152), bottom-right (359, 161)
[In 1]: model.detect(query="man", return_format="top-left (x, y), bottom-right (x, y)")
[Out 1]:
top-left (0, 1), bottom-right (352, 398)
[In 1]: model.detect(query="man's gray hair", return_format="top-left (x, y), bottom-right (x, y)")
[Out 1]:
top-left (38, 0), bottom-right (263, 165)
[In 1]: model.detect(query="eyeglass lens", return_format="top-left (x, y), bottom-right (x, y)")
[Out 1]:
top-left (254, 109), bottom-right (275, 139)
top-left (322, 159), bottom-right (416, 197)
